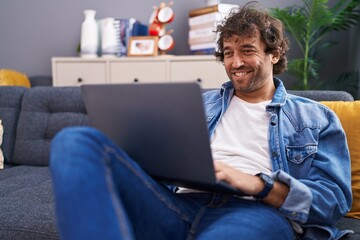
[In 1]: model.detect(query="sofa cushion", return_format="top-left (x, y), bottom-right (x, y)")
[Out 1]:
top-left (0, 87), bottom-right (27, 164)
top-left (0, 69), bottom-right (31, 88)
top-left (0, 165), bottom-right (58, 239)
top-left (321, 101), bottom-right (360, 220)
top-left (11, 87), bottom-right (89, 166)
top-left (335, 217), bottom-right (360, 239)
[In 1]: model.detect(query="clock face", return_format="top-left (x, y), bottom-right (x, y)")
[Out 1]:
top-left (157, 7), bottom-right (174, 23)
top-left (158, 34), bottom-right (174, 51)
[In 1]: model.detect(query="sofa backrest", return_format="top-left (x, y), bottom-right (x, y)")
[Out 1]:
top-left (202, 89), bottom-right (355, 102)
top-left (288, 90), bottom-right (354, 101)
top-left (11, 87), bottom-right (89, 166)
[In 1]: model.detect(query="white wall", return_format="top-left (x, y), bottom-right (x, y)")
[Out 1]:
top-left (0, 0), bottom-right (298, 76)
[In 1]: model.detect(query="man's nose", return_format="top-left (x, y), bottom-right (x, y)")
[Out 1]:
top-left (232, 53), bottom-right (244, 68)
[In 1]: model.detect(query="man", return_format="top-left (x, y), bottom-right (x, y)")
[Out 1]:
top-left (50, 3), bottom-right (352, 240)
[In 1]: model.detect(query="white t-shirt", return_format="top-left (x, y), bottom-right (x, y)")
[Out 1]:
top-left (211, 96), bottom-right (272, 175)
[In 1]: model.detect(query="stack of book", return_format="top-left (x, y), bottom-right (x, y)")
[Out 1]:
top-left (188, 3), bottom-right (238, 55)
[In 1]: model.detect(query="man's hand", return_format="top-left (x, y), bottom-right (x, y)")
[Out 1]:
top-left (214, 161), bottom-right (289, 208)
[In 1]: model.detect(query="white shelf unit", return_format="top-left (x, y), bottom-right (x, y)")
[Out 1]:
top-left (51, 55), bottom-right (229, 88)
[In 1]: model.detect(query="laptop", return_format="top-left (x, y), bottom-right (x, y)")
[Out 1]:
top-left (81, 82), bottom-right (244, 195)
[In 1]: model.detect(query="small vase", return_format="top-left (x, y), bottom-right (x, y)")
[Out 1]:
top-left (101, 18), bottom-right (117, 57)
top-left (81, 9), bottom-right (99, 58)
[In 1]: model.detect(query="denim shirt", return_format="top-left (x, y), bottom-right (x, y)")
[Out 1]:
top-left (202, 79), bottom-right (352, 240)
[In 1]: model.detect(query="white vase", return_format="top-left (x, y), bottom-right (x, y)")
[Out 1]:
top-left (101, 18), bottom-right (117, 57)
top-left (81, 10), bottom-right (99, 58)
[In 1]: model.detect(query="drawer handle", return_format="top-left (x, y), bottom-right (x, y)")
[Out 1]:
top-left (77, 78), bottom-right (83, 83)
top-left (196, 78), bottom-right (202, 83)
top-left (134, 78), bottom-right (139, 83)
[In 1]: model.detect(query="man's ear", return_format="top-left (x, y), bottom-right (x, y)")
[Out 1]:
top-left (271, 48), bottom-right (282, 64)
top-left (271, 50), bottom-right (280, 64)
top-left (271, 55), bottom-right (280, 64)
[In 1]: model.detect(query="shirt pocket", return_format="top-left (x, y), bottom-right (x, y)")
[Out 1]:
top-left (286, 144), bottom-right (317, 179)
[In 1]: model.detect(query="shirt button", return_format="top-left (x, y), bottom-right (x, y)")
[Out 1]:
top-left (272, 152), bottom-right (278, 157)
top-left (295, 155), bottom-right (301, 161)
top-left (291, 212), bottom-right (297, 217)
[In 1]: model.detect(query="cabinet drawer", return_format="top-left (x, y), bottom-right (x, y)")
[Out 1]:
top-left (170, 61), bottom-right (228, 88)
top-left (55, 62), bottom-right (107, 86)
top-left (110, 62), bottom-right (167, 83)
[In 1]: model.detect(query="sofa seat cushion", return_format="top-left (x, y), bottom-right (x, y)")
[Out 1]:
top-left (335, 217), bottom-right (360, 239)
top-left (0, 165), bottom-right (58, 239)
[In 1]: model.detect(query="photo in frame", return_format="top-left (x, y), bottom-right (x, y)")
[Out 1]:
top-left (128, 36), bottom-right (159, 56)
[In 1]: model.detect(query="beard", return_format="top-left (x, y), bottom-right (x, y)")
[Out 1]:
top-left (228, 65), bottom-right (270, 93)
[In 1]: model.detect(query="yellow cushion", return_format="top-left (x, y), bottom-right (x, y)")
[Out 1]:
top-left (321, 101), bottom-right (360, 219)
top-left (0, 69), bottom-right (31, 87)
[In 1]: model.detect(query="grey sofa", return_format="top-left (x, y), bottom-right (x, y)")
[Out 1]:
top-left (0, 85), bottom-right (358, 239)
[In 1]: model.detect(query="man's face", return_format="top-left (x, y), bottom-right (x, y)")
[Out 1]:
top-left (222, 31), bottom-right (278, 97)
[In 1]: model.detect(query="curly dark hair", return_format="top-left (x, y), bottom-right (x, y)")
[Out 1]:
top-left (214, 2), bottom-right (289, 75)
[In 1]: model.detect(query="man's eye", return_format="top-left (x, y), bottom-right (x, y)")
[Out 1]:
top-left (242, 49), bottom-right (256, 55)
top-left (224, 51), bottom-right (233, 57)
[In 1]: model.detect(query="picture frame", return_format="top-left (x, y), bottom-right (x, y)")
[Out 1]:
top-left (128, 36), bottom-right (159, 56)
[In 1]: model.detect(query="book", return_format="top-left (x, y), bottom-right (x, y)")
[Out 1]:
top-left (189, 21), bottom-right (220, 31)
top-left (188, 12), bottom-right (227, 27)
top-left (189, 42), bottom-right (217, 51)
top-left (189, 39), bottom-right (217, 55)
top-left (188, 35), bottom-right (217, 45)
top-left (189, 27), bottom-right (216, 39)
top-left (190, 48), bottom-right (216, 55)
top-left (189, 3), bottom-right (238, 17)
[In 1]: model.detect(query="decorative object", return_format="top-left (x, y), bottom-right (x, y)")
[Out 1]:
top-left (149, 2), bottom-right (175, 54)
top-left (270, 0), bottom-right (360, 92)
top-left (127, 36), bottom-right (159, 56)
top-left (80, 9), bottom-right (99, 58)
top-left (158, 33), bottom-right (175, 52)
top-left (101, 17), bottom-right (118, 57)
top-left (0, 69), bottom-right (31, 87)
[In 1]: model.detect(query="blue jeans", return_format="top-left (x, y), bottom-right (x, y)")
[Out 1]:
top-left (50, 126), bottom-right (295, 240)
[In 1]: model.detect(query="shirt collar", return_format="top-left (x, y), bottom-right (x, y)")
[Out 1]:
top-left (219, 78), bottom-right (288, 107)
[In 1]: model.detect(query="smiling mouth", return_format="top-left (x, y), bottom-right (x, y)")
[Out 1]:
top-left (233, 71), bottom-right (251, 77)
